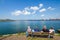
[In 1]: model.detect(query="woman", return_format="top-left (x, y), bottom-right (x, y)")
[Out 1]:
top-left (26, 26), bottom-right (31, 37)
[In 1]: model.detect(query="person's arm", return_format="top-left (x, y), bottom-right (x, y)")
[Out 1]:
top-left (53, 30), bottom-right (55, 34)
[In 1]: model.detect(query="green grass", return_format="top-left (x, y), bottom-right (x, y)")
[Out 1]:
top-left (0, 33), bottom-right (60, 40)
top-left (55, 33), bottom-right (60, 36)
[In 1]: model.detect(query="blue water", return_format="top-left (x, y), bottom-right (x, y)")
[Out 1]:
top-left (0, 21), bottom-right (60, 35)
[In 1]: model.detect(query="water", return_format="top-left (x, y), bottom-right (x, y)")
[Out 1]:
top-left (0, 21), bottom-right (60, 35)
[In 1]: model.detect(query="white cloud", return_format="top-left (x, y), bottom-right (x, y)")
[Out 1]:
top-left (39, 8), bottom-right (46, 12)
top-left (11, 3), bottom-right (55, 16)
top-left (12, 10), bottom-right (31, 16)
top-left (22, 10), bottom-right (31, 15)
top-left (24, 7), bottom-right (30, 10)
top-left (48, 7), bottom-right (55, 10)
top-left (12, 10), bottom-right (22, 16)
top-left (31, 11), bottom-right (36, 14)
top-left (39, 4), bottom-right (43, 8)
top-left (30, 6), bottom-right (39, 11)
top-left (41, 14), bottom-right (44, 17)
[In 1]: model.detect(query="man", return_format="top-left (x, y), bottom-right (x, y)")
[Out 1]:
top-left (42, 25), bottom-right (49, 32)
top-left (49, 27), bottom-right (55, 33)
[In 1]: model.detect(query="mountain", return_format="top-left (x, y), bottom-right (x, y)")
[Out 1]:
top-left (0, 19), bottom-right (60, 22)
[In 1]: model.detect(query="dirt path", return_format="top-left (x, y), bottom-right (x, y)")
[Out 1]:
top-left (2, 35), bottom-right (26, 40)
top-left (53, 36), bottom-right (60, 40)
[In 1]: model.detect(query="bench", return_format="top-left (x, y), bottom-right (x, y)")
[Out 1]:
top-left (28, 32), bottom-right (54, 38)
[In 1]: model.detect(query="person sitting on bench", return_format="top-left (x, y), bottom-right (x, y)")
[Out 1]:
top-left (26, 26), bottom-right (31, 37)
top-left (48, 27), bottom-right (55, 38)
top-left (49, 27), bottom-right (55, 33)
top-left (34, 26), bottom-right (40, 32)
top-left (41, 25), bottom-right (49, 32)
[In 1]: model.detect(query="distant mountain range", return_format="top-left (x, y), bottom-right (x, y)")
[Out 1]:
top-left (0, 19), bottom-right (60, 21)
top-left (0, 19), bottom-right (15, 22)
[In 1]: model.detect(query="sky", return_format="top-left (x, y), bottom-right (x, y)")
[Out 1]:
top-left (0, 0), bottom-right (60, 20)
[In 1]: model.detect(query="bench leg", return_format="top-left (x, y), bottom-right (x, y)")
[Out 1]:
top-left (48, 34), bottom-right (53, 38)
top-left (48, 34), bottom-right (50, 38)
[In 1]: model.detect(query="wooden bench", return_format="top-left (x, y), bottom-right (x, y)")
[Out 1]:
top-left (28, 32), bottom-right (54, 38)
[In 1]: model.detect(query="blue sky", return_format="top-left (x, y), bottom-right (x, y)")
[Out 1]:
top-left (0, 0), bottom-right (60, 20)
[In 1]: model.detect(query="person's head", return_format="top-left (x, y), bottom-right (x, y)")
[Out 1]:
top-left (28, 26), bottom-right (31, 29)
top-left (50, 27), bottom-right (54, 29)
top-left (43, 25), bottom-right (47, 29)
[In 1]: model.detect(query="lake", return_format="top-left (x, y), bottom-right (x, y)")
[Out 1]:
top-left (0, 21), bottom-right (60, 35)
